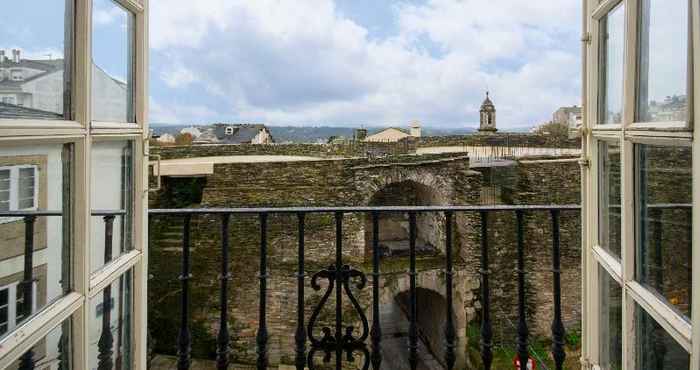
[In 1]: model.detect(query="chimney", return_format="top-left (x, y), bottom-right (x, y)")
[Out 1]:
top-left (410, 120), bottom-right (422, 138)
top-left (354, 128), bottom-right (367, 141)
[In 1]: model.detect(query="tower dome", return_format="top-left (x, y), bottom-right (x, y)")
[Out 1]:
top-left (479, 91), bottom-right (497, 133)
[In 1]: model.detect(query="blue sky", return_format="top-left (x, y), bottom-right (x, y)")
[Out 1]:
top-left (149, 0), bottom-right (582, 129)
top-left (2, 0), bottom-right (582, 129)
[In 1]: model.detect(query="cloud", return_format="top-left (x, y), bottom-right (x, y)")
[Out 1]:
top-left (149, 0), bottom-right (581, 127)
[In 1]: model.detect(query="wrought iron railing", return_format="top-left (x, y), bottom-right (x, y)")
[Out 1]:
top-left (1, 203), bottom-right (693, 370)
top-left (148, 205), bottom-right (580, 370)
top-left (0, 209), bottom-right (126, 370)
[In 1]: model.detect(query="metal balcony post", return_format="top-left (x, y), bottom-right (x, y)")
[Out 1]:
top-left (295, 213), bottom-right (306, 370)
top-left (515, 210), bottom-right (530, 369)
top-left (444, 211), bottom-right (456, 370)
top-left (479, 211), bottom-right (493, 370)
top-left (217, 214), bottom-right (231, 370)
top-left (256, 213), bottom-right (269, 370)
top-left (408, 211), bottom-right (418, 370)
top-left (18, 215), bottom-right (36, 370)
top-left (550, 210), bottom-right (566, 370)
top-left (177, 215), bottom-right (192, 370)
top-left (370, 211), bottom-right (382, 370)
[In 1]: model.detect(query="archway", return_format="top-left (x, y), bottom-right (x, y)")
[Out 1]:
top-left (378, 287), bottom-right (452, 370)
top-left (365, 180), bottom-right (446, 257)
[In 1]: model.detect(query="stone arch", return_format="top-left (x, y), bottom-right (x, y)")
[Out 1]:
top-left (379, 270), bottom-right (470, 369)
top-left (364, 180), bottom-right (448, 257)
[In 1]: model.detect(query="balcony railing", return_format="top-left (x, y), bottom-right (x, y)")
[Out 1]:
top-left (2, 203), bottom-right (693, 369)
top-left (148, 205), bottom-right (580, 370)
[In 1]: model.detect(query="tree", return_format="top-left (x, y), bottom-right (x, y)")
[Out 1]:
top-left (175, 133), bottom-right (193, 146)
top-left (534, 121), bottom-right (570, 140)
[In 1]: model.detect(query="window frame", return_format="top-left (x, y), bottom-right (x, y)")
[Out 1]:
top-left (0, 164), bottom-right (39, 224)
top-left (585, 0), bottom-right (700, 368)
top-left (0, 0), bottom-right (148, 369)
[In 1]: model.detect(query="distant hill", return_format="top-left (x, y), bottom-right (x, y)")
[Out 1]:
top-left (150, 124), bottom-right (487, 143)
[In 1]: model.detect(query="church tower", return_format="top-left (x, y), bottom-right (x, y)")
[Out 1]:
top-left (479, 91), bottom-right (497, 133)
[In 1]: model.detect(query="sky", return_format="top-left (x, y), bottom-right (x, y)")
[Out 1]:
top-left (148, 0), bottom-right (583, 129)
top-left (0, 0), bottom-right (583, 130)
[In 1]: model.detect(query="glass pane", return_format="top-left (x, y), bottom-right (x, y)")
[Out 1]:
top-left (92, 0), bottom-right (135, 123)
top-left (8, 317), bottom-right (72, 369)
top-left (0, 1), bottom-right (72, 121)
top-left (598, 2), bottom-right (625, 124)
top-left (91, 140), bottom-right (134, 272)
top-left (599, 140), bottom-right (622, 258)
top-left (89, 270), bottom-right (133, 370)
top-left (636, 304), bottom-right (689, 369)
top-left (636, 144), bottom-right (692, 317)
top-left (598, 266), bottom-right (622, 370)
top-left (0, 142), bottom-right (72, 340)
top-left (0, 169), bottom-right (9, 211)
top-left (636, 0), bottom-right (688, 123)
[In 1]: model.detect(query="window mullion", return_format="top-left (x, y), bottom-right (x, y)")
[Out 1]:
top-left (690, 0), bottom-right (700, 366)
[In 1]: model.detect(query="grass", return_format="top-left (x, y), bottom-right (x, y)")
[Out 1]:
top-left (467, 323), bottom-right (582, 370)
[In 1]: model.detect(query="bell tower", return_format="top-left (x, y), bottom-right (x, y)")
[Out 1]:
top-left (479, 91), bottom-right (497, 133)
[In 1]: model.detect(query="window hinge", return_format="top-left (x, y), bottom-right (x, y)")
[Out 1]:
top-left (578, 157), bottom-right (590, 168)
top-left (581, 33), bottom-right (592, 45)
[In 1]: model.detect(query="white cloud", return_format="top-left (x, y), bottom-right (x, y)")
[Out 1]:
top-left (159, 62), bottom-right (197, 88)
top-left (150, 97), bottom-right (219, 124)
top-left (149, 0), bottom-right (582, 127)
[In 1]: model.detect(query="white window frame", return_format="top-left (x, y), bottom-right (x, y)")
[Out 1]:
top-left (0, 282), bottom-right (39, 338)
top-left (0, 165), bottom-right (39, 224)
top-left (0, 0), bottom-right (149, 369)
top-left (584, 0), bottom-right (700, 368)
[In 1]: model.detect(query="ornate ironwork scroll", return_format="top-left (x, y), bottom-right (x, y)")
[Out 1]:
top-left (306, 264), bottom-right (370, 370)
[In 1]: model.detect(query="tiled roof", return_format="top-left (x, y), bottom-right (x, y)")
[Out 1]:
top-left (0, 102), bottom-right (63, 120)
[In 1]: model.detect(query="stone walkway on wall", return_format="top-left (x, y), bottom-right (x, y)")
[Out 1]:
top-left (379, 300), bottom-right (444, 370)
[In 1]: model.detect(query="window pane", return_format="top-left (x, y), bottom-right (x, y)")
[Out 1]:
top-left (0, 169), bottom-right (9, 211)
top-left (18, 167), bottom-right (35, 209)
top-left (599, 140), bottom-right (621, 258)
top-left (0, 143), bottom-right (72, 344)
top-left (635, 304), bottom-right (689, 369)
top-left (636, 0), bottom-right (688, 123)
top-left (0, 1), bottom-right (72, 120)
top-left (89, 270), bottom-right (132, 370)
top-left (599, 266), bottom-right (622, 370)
top-left (8, 317), bottom-right (72, 370)
top-left (92, 0), bottom-right (135, 123)
top-left (598, 3), bottom-right (625, 124)
top-left (636, 144), bottom-right (692, 317)
top-left (91, 140), bottom-right (134, 272)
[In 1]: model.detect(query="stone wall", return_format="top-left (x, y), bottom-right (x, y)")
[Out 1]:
top-left (151, 132), bottom-right (580, 161)
top-left (418, 133), bottom-right (581, 149)
top-left (148, 153), bottom-right (583, 367)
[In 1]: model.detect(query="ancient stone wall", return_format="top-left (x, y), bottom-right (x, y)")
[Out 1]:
top-left (418, 133), bottom-right (581, 149)
top-left (151, 132), bottom-right (580, 161)
top-left (148, 153), bottom-right (583, 367)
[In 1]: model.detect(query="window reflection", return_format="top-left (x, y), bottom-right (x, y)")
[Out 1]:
top-left (599, 3), bottom-right (625, 124)
top-left (636, 305), bottom-right (689, 369)
top-left (636, 144), bottom-right (692, 317)
top-left (89, 270), bottom-right (132, 370)
top-left (92, 0), bottom-right (135, 123)
top-left (0, 143), bottom-right (72, 340)
top-left (636, 0), bottom-right (688, 123)
top-left (599, 267), bottom-right (622, 370)
top-left (0, 1), bottom-right (72, 120)
top-left (91, 140), bottom-right (133, 272)
top-left (8, 317), bottom-right (72, 369)
top-left (599, 140), bottom-right (621, 258)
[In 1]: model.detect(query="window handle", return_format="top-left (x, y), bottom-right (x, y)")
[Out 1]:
top-left (149, 154), bottom-right (161, 193)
